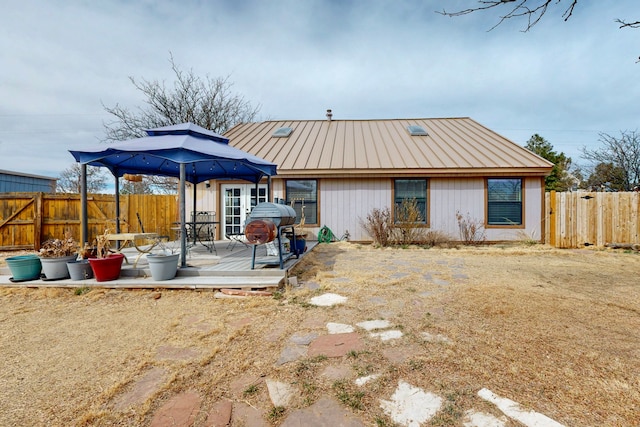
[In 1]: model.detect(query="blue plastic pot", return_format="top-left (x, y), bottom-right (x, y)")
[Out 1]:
top-left (5, 254), bottom-right (42, 281)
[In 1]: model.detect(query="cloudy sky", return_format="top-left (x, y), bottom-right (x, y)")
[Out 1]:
top-left (1, 0), bottom-right (638, 179)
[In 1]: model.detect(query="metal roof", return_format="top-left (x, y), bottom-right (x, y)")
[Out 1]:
top-left (224, 117), bottom-right (553, 177)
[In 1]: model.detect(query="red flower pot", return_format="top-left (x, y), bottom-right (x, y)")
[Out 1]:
top-left (88, 253), bottom-right (125, 282)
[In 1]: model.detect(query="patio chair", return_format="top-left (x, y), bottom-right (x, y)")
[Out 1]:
top-left (191, 211), bottom-right (217, 254)
top-left (225, 231), bottom-right (249, 250)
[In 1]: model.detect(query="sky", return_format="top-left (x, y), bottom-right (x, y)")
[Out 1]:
top-left (1, 0), bottom-right (638, 179)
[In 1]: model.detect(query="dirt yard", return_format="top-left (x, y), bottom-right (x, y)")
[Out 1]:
top-left (0, 243), bottom-right (638, 426)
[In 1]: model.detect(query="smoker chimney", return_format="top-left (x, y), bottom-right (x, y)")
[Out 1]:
top-left (326, 109), bottom-right (332, 121)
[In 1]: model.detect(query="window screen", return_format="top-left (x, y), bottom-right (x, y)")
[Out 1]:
top-left (394, 179), bottom-right (427, 224)
top-left (487, 178), bottom-right (522, 225)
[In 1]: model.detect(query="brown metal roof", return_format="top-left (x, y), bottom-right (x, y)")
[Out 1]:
top-left (224, 117), bottom-right (553, 177)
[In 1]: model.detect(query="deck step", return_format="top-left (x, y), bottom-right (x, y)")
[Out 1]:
top-left (0, 274), bottom-right (284, 290)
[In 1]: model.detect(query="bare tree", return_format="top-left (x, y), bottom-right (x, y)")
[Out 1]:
top-left (102, 53), bottom-right (261, 193)
top-left (439, 0), bottom-right (579, 31)
top-left (439, 0), bottom-right (638, 54)
top-left (57, 163), bottom-right (109, 194)
top-left (581, 131), bottom-right (640, 191)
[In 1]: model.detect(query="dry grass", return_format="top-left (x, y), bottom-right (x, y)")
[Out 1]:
top-left (1, 243), bottom-right (639, 426)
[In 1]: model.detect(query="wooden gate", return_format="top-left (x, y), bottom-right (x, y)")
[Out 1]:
top-left (546, 191), bottom-right (640, 248)
top-left (0, 193), bottom-right (178, 251)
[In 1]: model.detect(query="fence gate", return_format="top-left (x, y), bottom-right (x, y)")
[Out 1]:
top-left (0, 193), bottom-right (179, 251)
top-left (546, 191), bottom-right (640, 248)
top-left (0, 193), bottom-right (39, 250)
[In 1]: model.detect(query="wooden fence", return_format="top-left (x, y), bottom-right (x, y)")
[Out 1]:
top-left (545, 191), bottom-right (640, 248)
top-left (0, 193), bottom-right (179, 251)
top-left (2, 191), bottom-right (638, 250)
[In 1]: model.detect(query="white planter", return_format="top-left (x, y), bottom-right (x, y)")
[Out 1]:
top-left (40, 255), bottom-right (78, 280)
top-left (147, 253), bottom-right (179, 281)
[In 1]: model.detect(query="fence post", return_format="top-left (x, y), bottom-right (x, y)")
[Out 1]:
top-left (548, 190), bottom-right (556, 247)
top-left (34, 192), bottom-right (44, 251)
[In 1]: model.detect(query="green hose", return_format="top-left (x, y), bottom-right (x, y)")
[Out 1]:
top-left (317, 225), bottom-right (335, 243)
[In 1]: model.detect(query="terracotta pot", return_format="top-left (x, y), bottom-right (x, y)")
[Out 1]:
top-left (88, 253), bottom-right (125, 282)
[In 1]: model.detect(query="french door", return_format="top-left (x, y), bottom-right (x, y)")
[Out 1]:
top-left (221, 184), bottom-right (268, 237)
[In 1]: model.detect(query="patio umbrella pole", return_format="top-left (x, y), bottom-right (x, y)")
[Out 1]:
top-left (179, 163), bottom-right (187, 268)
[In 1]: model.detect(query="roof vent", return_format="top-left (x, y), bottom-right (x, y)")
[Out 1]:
top-left (272, 127), bottom-right (293, 138)
top-left (407, 125), bottom-right (428, 136)
top-left (326, 109), bottom-right (332, 121)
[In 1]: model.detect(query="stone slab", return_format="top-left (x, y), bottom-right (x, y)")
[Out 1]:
top-left (308, 332), bottom-right (364, 358)
top-left (113, 367), bottom-right (167, 411)
top-left (205, 399), bottom-right (233, 427)
top-left (149, 391), bottom-right (202, 427)
top-left (281, 397), bottom-right (364, 427)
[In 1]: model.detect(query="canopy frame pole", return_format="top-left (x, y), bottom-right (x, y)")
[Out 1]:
top-left (81, 163), bottom-right (88, 247)
top-left (179, 164), bottom-right (187, 268)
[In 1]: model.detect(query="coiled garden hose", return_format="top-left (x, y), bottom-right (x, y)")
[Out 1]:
top-left (317, 225), bottom-right (335, 243)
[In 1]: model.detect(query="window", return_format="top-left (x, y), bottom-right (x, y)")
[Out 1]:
top-left (286, 180), bottom-right (317, 224)
top-left (394, 179), bottom-right (427, 224)
top-left (487, 178), bottom-right (523, 225)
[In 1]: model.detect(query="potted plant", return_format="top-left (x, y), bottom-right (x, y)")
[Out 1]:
top-left (38, 231), bottom-right (79, 280)
top-left (291, 200), bottom-right (308, 256)
top-left (88, 230), bottom-right (124, 282)
top-left (146, 240), bottom-right (180, 281)
top-left (66, 243), bottom-right (94, 281)
top-left (5, 254), bottom-right (42, 281)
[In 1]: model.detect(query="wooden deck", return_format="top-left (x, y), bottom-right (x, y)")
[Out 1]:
top-left (0, 239), bottom-right (316, 291)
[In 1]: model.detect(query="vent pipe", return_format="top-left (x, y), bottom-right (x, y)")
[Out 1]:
top-left (326, 109), bottom-right (332, 121)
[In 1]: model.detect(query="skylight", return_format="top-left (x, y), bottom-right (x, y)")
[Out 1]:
top-left (407, 125), bottom-right (428, 136)
top-left (272, 127), bottom-right (293, 138)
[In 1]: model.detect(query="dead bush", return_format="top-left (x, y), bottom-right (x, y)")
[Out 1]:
top-left (420, 229), bottom-right (452, 247)
top-left (360, 207), bottom-right (392, 247)
top-left (391, 198), bottom-right (425, 245)
top-left (455, 211), bottom-right (486, 245)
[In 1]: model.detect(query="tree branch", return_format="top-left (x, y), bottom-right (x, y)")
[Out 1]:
top-left (439, 1), bottom-right (578, 32)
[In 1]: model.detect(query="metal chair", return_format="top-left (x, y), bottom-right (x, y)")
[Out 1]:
top-left (191, 211), bottom-right (217, 254)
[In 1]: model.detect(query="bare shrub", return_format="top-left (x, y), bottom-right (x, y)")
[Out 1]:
top-left (516, 228), bottom-right (540, 246)
top-left (456, 211), bottom-right (486, 245)
top-left (360, 207), bottom-right (392, 247)
top-left (421, 229), bottom-right (451, 247)
top-left (391, 198), bottom-right (425, 245)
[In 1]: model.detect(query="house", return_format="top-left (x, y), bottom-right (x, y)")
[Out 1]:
top-left (191, 114), bottom-right (553, 243)
top-left (0, 169), bottom-right (57, 193)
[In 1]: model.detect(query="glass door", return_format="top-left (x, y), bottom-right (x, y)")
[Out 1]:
top-left (222, 184), bottom-right (268, 238)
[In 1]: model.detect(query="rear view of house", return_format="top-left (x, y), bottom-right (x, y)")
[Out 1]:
top-left (196, 115), bottom-right (552, 243)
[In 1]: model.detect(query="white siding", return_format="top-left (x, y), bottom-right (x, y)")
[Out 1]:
top-left (316, 177), bottom-right (544, 243)
top-left (195, 176), bottom-right (545, 243)
top-left (429, 178), bottom-right (485, 240)
top-left (319, 178), bottom-right (391, 241)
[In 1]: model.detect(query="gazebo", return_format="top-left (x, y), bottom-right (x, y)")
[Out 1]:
top-left (69, 123), bottom-right (277, 267)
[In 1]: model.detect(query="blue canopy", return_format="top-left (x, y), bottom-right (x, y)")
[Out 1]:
top-left (69, 122), bottom-right (277, 267)
top-left (69, 122), bottom-right (277, 184)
